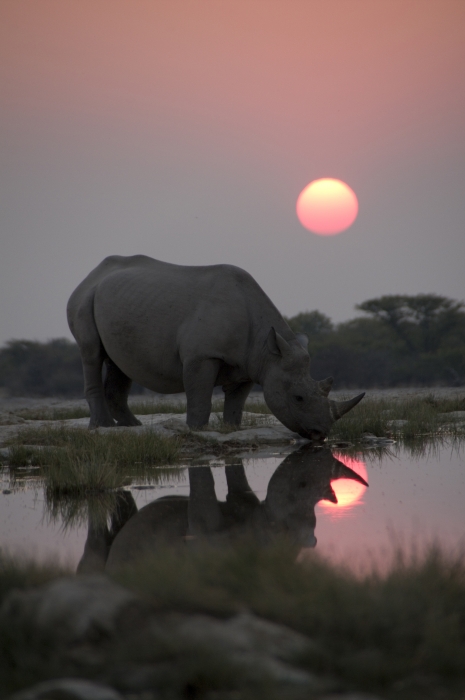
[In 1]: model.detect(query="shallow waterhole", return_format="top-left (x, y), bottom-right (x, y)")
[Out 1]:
top-left (1, 440), bottom-right (464, 573)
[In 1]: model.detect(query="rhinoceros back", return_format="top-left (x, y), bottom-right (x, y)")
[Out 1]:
top-left (68, 255), bottom-right (284, 393)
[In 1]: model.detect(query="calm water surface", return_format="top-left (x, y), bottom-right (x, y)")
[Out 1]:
top-left (1, 441), bottom-right (463, 571)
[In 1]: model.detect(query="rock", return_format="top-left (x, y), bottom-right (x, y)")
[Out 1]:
top-left (320, 695), bottom-right (383, 700)
top-left (438, 411), bottom-right (465, 420)
top-left (195, 426), bottom-right (304, 445)
top-left (0, 412), bottom-right (26, 426)
top-left (159, 417), bottom-right (191, 433)
top-left (360, 433), bottom-right (378, 442)
top-left (0, 575), bottom-right (151, 683)
top-left (147, 610), bottom-right (330, 691)
top-left (386, 419), bottom-right (408, 429)
top-left (8, 678), bottom-right (124, 700)
top-left (0, 575), bottom-right (332, 696)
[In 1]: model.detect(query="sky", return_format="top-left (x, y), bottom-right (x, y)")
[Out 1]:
top-left (1, 0), bottom-right (464, 345)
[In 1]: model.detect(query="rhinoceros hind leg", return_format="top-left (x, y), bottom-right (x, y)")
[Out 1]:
top-left (82, 349), bottom-right (115, 428)
top-left (183, 357), bottom-right (221, 429)
top-left (104, 359), bottom-right (142, 426)
top-left (223, 380), bottom-right (254, 427)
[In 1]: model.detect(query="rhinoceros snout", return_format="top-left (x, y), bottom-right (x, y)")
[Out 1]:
top-left (299, 428), bottom-right (326, 443)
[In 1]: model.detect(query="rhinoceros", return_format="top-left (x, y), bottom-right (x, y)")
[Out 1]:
top-left (67, 255), bottom-right (364, 438)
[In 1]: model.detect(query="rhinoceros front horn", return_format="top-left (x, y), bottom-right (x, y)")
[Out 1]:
top-left (330, 392), bottom-right (365, 420)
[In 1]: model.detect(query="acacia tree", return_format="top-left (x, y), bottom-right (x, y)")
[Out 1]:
top-left (356, 294), bottom-right (465, 353)
top-left (285, 310), bottom-right (333, 338)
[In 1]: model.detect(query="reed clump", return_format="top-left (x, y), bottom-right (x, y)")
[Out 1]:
top-left (330, 395), bottom-right (465, 442)
top-left (6, 426), bottom-right (181, 494)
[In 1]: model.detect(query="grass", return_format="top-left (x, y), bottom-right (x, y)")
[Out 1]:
top-left (1, 541), bottom-right (465, 698)
top-left (15, 405), bottom-right (91, 421)
top-left (6, 426), bottom-right (181, 496)
top-left (208, 411), bottom-right (275, 433)
top-left (113, 540), bottom-right (465, 696)
top-left (330, 394), bottom-right (465, 443)
top-left (14, 395), bottom-right (274, 421)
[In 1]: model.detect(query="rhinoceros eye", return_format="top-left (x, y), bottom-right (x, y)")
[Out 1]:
top-left (294, 395), bottom-right (304, 402)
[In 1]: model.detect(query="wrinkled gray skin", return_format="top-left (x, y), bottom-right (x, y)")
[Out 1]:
top-left (67, 255), bottom-right (364, 438)
top-left (77, 447), bottom-right (369, 573)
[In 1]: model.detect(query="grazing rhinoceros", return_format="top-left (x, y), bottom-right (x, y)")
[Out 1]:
top-left (67, 255), bottom-right (364, 438)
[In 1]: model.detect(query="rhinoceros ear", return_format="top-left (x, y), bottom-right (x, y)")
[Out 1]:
top-left (318, 376), bottom-right (333, 397)
top-left (267, 327), bottom-right (291, 357)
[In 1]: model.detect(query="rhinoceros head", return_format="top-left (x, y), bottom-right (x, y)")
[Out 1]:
top-left (262, 328), bottom-right (364, 441)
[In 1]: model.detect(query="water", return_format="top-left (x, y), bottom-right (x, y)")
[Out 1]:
top-left (1, 441), bottom-right (464, 572)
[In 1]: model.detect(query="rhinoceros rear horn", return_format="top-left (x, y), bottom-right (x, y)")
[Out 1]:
top-left (330, 392), bottom-right (365, 420)
top-left (318, 376), bottom-right (333, 397)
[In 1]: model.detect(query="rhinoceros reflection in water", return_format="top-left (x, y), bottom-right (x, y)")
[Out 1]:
top-left (77, 447), bottom-right (368, 575)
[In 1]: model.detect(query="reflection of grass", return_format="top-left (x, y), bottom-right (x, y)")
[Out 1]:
top-left (45, 468), bottom-right (186, 530)
top-left (330, 395), bottom-right (465, 443)
top-left (1, 541), bottom-right (465, 697)
top-left (45, 488), bottom-right (122, 530)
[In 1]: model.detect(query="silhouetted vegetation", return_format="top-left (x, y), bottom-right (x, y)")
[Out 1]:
top-left (286, 294), bottom-right (465, 387)
top-left (1, 294), bottom-right (464, 396)
top-left (0, 339), bottom-right (83, 397)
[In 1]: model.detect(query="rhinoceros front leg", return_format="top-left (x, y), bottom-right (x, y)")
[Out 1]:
top-left (104, 359), bottom-right (142, 427)
top-left (183, 357), bottom-right (221, 429)
top-left (223, 381), bottom-right (254, 427)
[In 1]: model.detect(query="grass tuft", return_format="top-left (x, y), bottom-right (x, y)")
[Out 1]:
top-left (6, 426), bottom-right (182, 495)
top-left (330, 395), bottom-right (465, 443)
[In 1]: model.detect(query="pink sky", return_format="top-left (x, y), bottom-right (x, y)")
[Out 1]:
top-left (1, 0), bottom-right (464, 342)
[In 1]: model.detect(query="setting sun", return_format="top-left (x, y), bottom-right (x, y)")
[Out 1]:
top-left (296, 178), bottom-right (358, 235)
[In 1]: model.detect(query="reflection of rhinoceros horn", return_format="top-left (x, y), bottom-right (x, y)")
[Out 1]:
top-left (327, 457), bottom-right (368, 504)
top-left (331, 459), bottom-right (368, 485)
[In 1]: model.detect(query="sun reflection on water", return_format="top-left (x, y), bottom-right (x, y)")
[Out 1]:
top-left (320, 454), bottom-right (368, 512)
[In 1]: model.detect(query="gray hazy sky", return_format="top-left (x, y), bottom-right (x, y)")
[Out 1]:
top-left (1, 0), bottom-right (464, 345)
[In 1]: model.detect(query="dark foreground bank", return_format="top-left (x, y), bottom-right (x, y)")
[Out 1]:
top-left (1, 542), bottom-right (465, 700)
